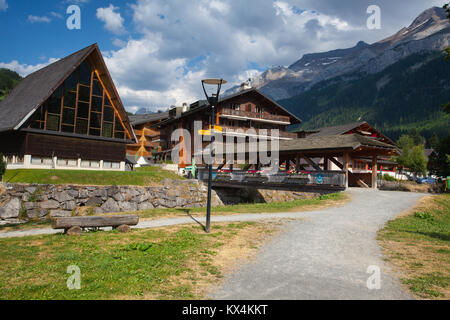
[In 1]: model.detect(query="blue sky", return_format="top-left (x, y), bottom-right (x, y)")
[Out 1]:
top-left (0, 0), bottom-right (446, 112)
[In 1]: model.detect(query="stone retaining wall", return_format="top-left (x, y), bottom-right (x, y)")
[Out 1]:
top-left (0, 181), bottom-right (332, 226)
top-left (0, 180), bottom-right (222, 225)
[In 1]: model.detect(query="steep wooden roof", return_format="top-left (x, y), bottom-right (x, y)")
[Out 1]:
top-left (195, 134), bottom-right (399, 157)
top-left (0, 44), bottom-right (136, 142)
top-left (296, 121), bottom-right (395, 145)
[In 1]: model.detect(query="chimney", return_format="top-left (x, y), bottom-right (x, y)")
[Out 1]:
top-left (240, 79), bottom-right (252, 92)
top-left (182, 102), bottom-right (189, 113)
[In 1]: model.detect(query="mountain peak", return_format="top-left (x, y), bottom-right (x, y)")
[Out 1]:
top-left (413, 6), bottom-right (447, 23)
top-left (356, 41), bottom-right (369, 48)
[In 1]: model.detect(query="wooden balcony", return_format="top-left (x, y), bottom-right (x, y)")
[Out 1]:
top-left (220, 125), bottom-right (297, 139)
top-left (220, 109), bottom-right (291, 124)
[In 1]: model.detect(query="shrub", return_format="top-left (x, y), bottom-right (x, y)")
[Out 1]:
top-left (414, 211), bottom-right (435, 221)
top-left (383, 174), bottom-right (397, 182)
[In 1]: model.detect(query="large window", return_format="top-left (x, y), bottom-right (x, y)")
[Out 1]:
top-left (28, 60), bottom-right (128, 140)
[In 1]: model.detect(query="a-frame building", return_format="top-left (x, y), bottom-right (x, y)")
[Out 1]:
top-left (0, 44), bottom-right (136, 171)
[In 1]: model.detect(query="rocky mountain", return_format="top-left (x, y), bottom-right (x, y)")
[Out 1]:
top-left (225, 7), bottom-right (450, 101)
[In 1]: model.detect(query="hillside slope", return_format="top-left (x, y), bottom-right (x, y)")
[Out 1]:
top-left (279, 52), bottom-right (450, 141)
top-left (0, 68), bottom-right (22, 101)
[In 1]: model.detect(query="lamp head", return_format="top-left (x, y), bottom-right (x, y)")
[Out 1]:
top-left (202, 79), bottom-right (228, 85)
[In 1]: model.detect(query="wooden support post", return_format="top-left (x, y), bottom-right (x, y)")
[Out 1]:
top-left (343, 153), bottom-right (350, 189)
top-left (372, 156), bottom-right (378, 189)
top-left (324, 157), bottom-right (329, 171)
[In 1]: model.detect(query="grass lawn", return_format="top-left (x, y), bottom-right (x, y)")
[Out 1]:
top-left (3, 167), bottom-right (184, 186)
top-left (0, 221), bottom-right (278, 300)
top-left (378, 194), bottom-right (450, 299)
top-left (0, 193), bottom-right (347, 233)
top-left (132, 192), bottom-right (348, 219)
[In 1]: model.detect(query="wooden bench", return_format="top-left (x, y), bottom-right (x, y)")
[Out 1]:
top-left (52, 215), bottom-right (139, 234)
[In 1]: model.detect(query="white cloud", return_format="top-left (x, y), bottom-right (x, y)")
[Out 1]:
top-left (50, 11), bottom-right (64, 19)
top-left (27, 15), bottom-right (51, 23)
top-left (0, 0), bottom-right (7, 12)
top-left (0, 58), bottom-right (58, 77)
top-left (103, 0), bottom-right (361, 111)
top-left (96, 4), bottom-right (125, 35)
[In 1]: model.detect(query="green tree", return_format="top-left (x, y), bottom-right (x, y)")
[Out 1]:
top-left (396, 135), bottom-right (413, 168)
top-left (408, 145), bottom-right (428, 177)
top-left (428, 133), bottom-right (440, 149)
top-left (0, 153), bottom-right (6, 182)
top-left (395, 135), bottom-right (428, 177)
top-left (429, 136), bottom-right (450, 178)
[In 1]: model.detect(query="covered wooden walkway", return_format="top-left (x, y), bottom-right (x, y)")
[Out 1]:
top-left (197, 134), bottom-right (399, 191)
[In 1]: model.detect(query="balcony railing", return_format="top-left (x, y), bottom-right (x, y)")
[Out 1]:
top-left (220, 109), bottom-right (291, 124)
top-left (220, 125), bottom-right (297, 139)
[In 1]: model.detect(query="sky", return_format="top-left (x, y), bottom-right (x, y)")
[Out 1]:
top-left (0, 0), bottom-right (446, 113)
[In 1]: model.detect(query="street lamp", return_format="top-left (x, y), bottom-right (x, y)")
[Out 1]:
top-left (201, 78), bottom-right (227, 233)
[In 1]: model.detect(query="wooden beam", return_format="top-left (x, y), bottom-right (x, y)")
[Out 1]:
top-left (372, 155), bottom-right (378, 189)
top-left (300, 153), bottom-right (322, 171)
top-left (52, 215), bottom-right (139, 230)
top-left (329, 157), bottom-right (344, 170)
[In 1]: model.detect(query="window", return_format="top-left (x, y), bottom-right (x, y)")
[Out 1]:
top-left (81, 160), bottom-right (100, 168)
top-left (91, 96), bottom-right (103, 112)
top-left (79, 61), bottom-right (92, 85)
top-left (64, 91), bottom-right (76, 108)
top-left (75, 119), bottom-right (88, 135)
top-left (104, 161), bottom-right (120, 169)
top-left (77, 101), bottom-right (89, 118)
top-left (90, 112), bottom-right (101, 129)
top-left (64, 72), bottom-right (78, 92)
top-left (46, 114), bottom-right (60, 131)
top-left (47, 94), bottom-right (62, 114)
top-left (92, 79), bottom-right (103, 97)
top-left (103, 106), bottom-right (114, 122)
top-left (27, 59), bottom-right (128, 141)
top-left (62, 108), bottom-right (75, 125)
top-left (58, 159), bottom-right (77, 167)
top-left (78, 85), bottom-right (90, 102)
top-left (102, 122), bottom-right (113, 138)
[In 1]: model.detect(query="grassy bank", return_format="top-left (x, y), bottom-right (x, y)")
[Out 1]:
top-left (133, 192), bottom-right (347, 219)
top-left (378, 194), bottom-right (450, 299)
top-left (3, 167), bottom-right (183, 186)
top-left (0, 221), bottom-right (278, 300)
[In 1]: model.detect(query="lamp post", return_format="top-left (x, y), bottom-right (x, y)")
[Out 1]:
top-left (201, 78), bottom-right (227, 233)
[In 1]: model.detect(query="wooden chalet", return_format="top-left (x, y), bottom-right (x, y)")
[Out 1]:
top-left (0, 44), bottom-right (136, 171)
top-left (155, 88), bottom-right (302, 168)
top-left (127, 111), bottom-right (170, 161)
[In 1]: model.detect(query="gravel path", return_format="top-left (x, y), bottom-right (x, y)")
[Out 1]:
top-left (211, 189), bottom-right (426, 300)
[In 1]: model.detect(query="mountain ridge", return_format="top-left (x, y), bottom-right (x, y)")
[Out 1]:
top-left (225, 6), bottom-right (450, 101)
